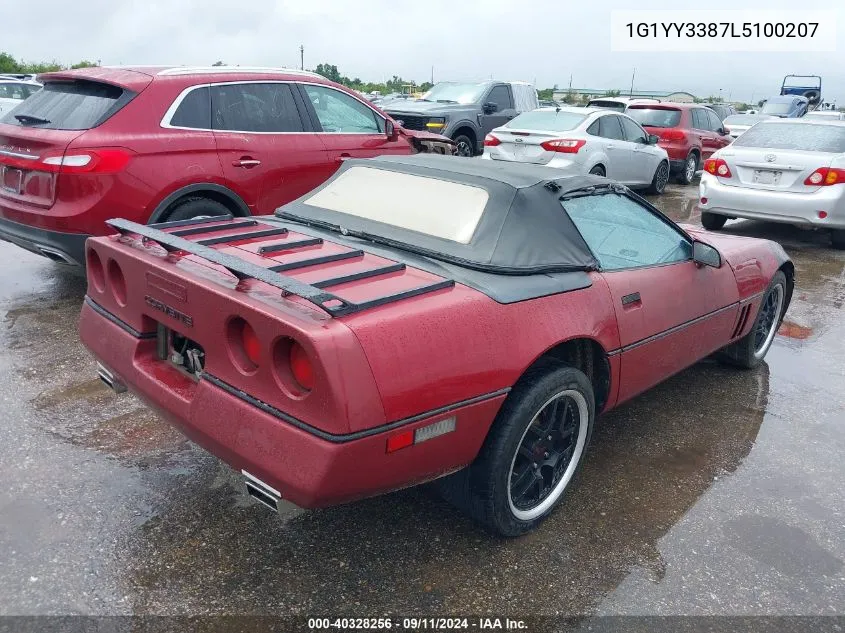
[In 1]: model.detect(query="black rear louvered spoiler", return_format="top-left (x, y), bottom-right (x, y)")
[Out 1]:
top-left (106, 218), bottom-right (454, 318)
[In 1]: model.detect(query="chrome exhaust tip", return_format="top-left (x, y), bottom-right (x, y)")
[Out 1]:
top-left (242, 470), bottom-right (281, 513)
top-left (97, 363), bottom-right (127, 394)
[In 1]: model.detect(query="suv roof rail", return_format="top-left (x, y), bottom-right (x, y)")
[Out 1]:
top-left (156, 66), bottom-right (323, 78)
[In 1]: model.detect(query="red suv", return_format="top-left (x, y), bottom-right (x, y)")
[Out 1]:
top-left (626, 103), bottom-right (732, 185)
top-left (0, 66), bottom-right (451, 266)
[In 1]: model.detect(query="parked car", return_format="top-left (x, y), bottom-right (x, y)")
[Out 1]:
top-left (699, 119), bottom-right (845, 248)
top-left (703, 103), bottom-right (737, 121)
top-left (0, 78), bottom-right (40, 117)
top-left (760, 95), bottom-right (809, 118)
top-left (803, 110), bottom-right (845, 121)
top-left (482, 106), bottom-right (670, 193)
top-left (538, 99), bottom-right (558, 108)
top-left (627, 103), bottom-right (732, 185)
top-left (585, 97), bottom-right (660, 112)
top-left (722, 113), bottom-right (774, 139)
top-left (0, 66), bottom-right (452, 267)
top-left (80, 154), bottom-right (792, 536)
top-left (383, 80), bottom-right (539, 157)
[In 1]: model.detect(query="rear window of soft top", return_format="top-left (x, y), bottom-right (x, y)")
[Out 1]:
top-left (0, 80), bottom-right (130, 130)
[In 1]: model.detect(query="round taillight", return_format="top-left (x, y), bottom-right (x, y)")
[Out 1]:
top-left (717, 164), bottom-right (729, 176)
top-left (107, 259), bottom-right (127, 306)
top-left (86, 248), bottom-right (105, 293)
top-left (818, 210), bottom-right (828, 219)
top-left (289, 342), bottom-right (314, 391)
top-left (809, 172), bottom-right (824, 185)
top-left (226, 317), bottom-right (260, 373)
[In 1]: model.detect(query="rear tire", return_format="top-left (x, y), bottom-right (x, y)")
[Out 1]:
top-left (453, 134), bottom-right (475, 157)
top-left (159, 197), bottom-right (232, 223)
top-left (717, 271), bottom-right (787, 369)
top-left (589, 165), bottom-right (606, 177)
top-left (646, 161), bottom-right (669, 194)
top-left (831, 229), bottom-right (845, 250)
top-left (676, 152), bottom-right (698, 185)
top-left (701, 211), bottom-right (728, 231)
top-left (438, 364), bottom-right (595, 536)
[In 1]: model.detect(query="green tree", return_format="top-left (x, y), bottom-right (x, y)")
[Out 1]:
top-left (604, 89), bottom-right (621, 97)
top-left (212, 60), bottom-right (226, 67)
top-left (314, 63), bottom-right (342, 83)
top-left (538, 88), bottom-right (554, 100)
top-left (70, 60), bottom-right (98, 69)
top-left (0, 51), bottom-right (18, 73)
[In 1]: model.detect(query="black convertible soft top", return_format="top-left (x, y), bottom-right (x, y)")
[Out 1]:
top-left (275, 154), bottom-right (605, 274)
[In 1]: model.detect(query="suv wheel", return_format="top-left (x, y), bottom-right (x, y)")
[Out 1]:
top-left (453, 134), bottom-right (475, 158)
top-left (162, 198), bottom-right (232, 223)
top-left (676, 152), bottom-right (698, 185)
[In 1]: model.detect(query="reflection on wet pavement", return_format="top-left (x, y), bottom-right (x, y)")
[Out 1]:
top-left (0, 183), bottom-right (843, 617)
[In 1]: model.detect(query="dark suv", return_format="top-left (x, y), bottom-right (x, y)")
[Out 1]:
top-left (0, 66), bottom-right (451, 266)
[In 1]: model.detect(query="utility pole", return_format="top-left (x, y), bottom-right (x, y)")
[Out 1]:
top-left (629, 68), bottom-right (636, 97)
top-left (568, 74), bottom-right (572, 90)
top-left (300, 45), bottom-right (304, 71)
top-left (431, 65), bottom-right (434, 85)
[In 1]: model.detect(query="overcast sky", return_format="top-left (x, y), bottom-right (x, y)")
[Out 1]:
top-left (2, 0), bottom-right (842, 104)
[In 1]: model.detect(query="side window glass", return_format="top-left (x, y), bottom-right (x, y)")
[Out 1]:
top-left (599, 115), bottom-right (625, 140)
top-left (303, 85), bottom-right (383, 133)
top-left (620, 116), bottom-right (647, 143)
top-left (211, 83), bottom-right (304, 133)
top-left (564, 194), bottom-right (692, 270)
top-left (170, 86), bottom-right (211, 129)
top-left (692, 109), bottom-right (708, 130)
top-left (707, 110), bottom-right (723, 131)
top-left (586, 119), bottom-right (601, 136)
top-left (486, 85), bottom-right (513, 110)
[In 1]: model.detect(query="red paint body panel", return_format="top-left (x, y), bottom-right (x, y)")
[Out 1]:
top-left (78, 215), bottom-right (790, 507)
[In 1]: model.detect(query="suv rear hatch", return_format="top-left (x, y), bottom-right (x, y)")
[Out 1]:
top-left (626, 106), bottom-right (683, 141)
top-left (0, 76), bottom-right (139, 208)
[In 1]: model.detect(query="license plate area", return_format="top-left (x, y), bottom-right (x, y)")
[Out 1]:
top-left (753, 169), bottom-right (781, 185)
top-left (156, 323), bottom-right (205, 381)
top-left (1, 166), bottom-right (23, 194)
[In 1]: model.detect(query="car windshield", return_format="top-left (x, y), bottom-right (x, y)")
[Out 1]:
top-left (302, 166), bottom-right (489, 244)
top-left (588, 100), bottom-right (626, 112)
top-left (505, 110), bottom-right (586, 131)
top-left (420, 82), bottom-right (487, 105)
top-left (724, 114), bottom-right (768, 126)
top-left (626, 108), bottom-right (681, 128)
top-left (761, 101), bottom-right (794, 115)
top-left (732, 122), bottom-right (845, 152)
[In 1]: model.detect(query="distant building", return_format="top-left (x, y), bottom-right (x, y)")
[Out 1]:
top-left (552, 88), bottom-right (697, 104)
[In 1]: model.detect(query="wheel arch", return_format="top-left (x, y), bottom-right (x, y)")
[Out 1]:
top-left (778, 260), bottom-right (796, 317)
top-left (519, 337), bottom-right (612, 413)
top-left (147, 183), bottom-right (251, 224)
top-left (451, 125), bottom-right (478, 150)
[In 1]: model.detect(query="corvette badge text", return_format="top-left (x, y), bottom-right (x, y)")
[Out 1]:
top-left (144, 296), bottom-right (194, 327)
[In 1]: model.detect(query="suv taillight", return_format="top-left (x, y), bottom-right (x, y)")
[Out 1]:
top-left (660, 129), bottom-right (687, 142)
top-left (38, 148), bottom-right (133, 174)
top-left (540, 139), bottom-right (586, 153)
top-left (704, 158), bottom-right (732, 178)
top-left (804, 167), bottom-right (845, 186)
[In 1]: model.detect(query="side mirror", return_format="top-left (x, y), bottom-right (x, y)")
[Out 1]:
top-left (647, 134), bottom-right (659, 145)
top-left (693, 240), bottom-right (722, 268)
top-left (385, 119), bottom-right (398, 140)
top-left (719, 127), bottom-right (730, 135)
top-left (483, 102), bottom-right (498, 114)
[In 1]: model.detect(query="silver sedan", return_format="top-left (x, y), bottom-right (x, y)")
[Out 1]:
top-left (699, 119), bottom-right (845, 248)
top-left (481, 106), bottom-right (671, 194)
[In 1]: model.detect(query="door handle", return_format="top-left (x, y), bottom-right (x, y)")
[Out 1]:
top-left (233, 158), bottom-right (261, 168)
top-left (621, 292), bottom-right (641, 306)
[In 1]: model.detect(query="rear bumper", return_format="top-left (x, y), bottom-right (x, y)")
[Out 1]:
top-left (700, 173), bottom-right (845, 229)
top-left (0, 216), bottom-right (88, 265)
top-left (79, 299), bottom-right (506, 508)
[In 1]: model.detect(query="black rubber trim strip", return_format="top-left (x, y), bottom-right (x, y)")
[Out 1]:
top-left (268, 250), bottom-right (364, 272)
top-left (170, 219), bottom-right (258, 237)
top-left (84, 296), bottom-right (156, 339)
top-left (148, 214), bottom-right (234, 230)
top-left (258, 237), bottom-right (324, 255)
top-left (621, 302), bottom-right (738, 353)
top-left (312, 263), bottom-right (406, 289)
top-left (196, 227), bottom-right (289, 246)
top-left (201, 372), bottom-right (510, 443)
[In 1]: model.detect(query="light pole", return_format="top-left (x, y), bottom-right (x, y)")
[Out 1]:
top-left (300, 45), bottom-right (304, 71)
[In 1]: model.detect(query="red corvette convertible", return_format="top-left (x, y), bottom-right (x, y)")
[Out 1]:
top-left (79, 155), bottom-right (793, 536)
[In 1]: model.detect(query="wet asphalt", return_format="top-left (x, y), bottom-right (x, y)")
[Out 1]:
top-left (0, 182), bottom-right (843, 622)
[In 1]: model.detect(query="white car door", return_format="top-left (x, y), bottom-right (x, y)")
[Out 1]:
top-left (594, 114), bottom-right (632, 182)
top-left (619, 115), bottom-right (660, 185)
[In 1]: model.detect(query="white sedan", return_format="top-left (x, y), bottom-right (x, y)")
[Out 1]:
top-left (482, 106), bottom-right (670, 194)
top-left (0, 79), bottom-right (41, 118)
top-left (699, 119), bottom-right (845, 248)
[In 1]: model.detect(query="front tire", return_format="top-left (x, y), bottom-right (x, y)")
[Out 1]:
top-left (676, 152), bottom-right (698, 185)
top-left (701, 211), bottom-right (728, 230)
top-left (717, 271), bottom-right (787, 369)
top-left (453, 134), bottom-right (475, 157)
top-left (647, 161), bottom-right (669, 194)
top-left (438, 364), bottom-right (595, 536)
